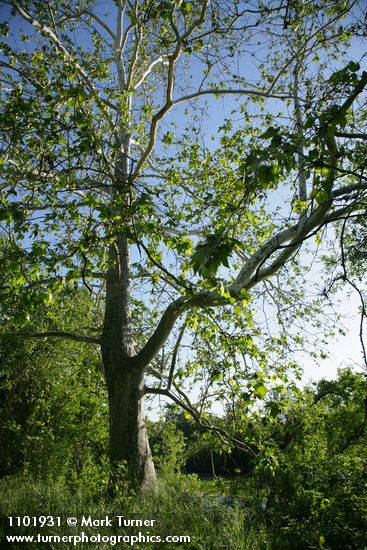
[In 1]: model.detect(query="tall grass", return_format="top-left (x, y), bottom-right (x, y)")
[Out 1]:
top-left (0, 473), bottom-right (269, 549)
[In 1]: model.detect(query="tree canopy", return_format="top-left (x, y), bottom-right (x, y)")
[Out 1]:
top-left (0, 0), bottom-right (366, 489)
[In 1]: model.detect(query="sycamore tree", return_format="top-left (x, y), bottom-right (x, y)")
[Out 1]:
top-left (0, 0), bottom-right (366, 491)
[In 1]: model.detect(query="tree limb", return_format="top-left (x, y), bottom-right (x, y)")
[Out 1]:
top-left (167, 321), bottom-right (187, 390)
top-left (144, 386), bottom-right (257, 457)
top-left (173, 87), bottom-right (294, 106)
top-left (335, 131), bottom-right (367, 140)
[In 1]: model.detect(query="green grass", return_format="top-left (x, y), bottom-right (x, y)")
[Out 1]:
top-left (0, 473), bottom-right (269, 549)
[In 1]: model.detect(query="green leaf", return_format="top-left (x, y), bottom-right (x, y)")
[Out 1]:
top-left (260, 126), bottom-right (279, 140)
top-left (257, 164), bottom-right (281, 187)
top-left (312, 189), bottom-right (330, 206)
top-left (191, 234), bottom-right (236, 278)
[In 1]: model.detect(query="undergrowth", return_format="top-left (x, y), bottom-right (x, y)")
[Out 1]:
top-left (0, 472), bottom-right (268, 549)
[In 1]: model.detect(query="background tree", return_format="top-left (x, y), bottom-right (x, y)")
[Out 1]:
top-left (0, 284), bottom-right (108, 492)
top-left (0, 0), bottom-right (366, 491)
top-left (260, 369), bottom-right (367, 550)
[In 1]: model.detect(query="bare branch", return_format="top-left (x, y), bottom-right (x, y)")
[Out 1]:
top-left (159, 226), bottom-right (203, 237)
top-left (83, 9), bottom-right (116, 40)
top-left (173, 87), bottom-right (294, 106)
top-left (126, 25), bottom-right (141, 89)
top-left (335, 132), bottom-right (367, 140)
top-left (167, 322), bottom-right (186, 390)
top-left (131, 102), bottom-right (174, 179)
top-left (114, 2), bottom-right (127, 85)
top-left (332, 182), bottom-right (367, 199)
top-left (133, 55), bottom-right (169, 89)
